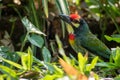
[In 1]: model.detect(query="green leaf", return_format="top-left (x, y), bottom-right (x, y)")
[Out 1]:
top-left (42, 47), bottom-right (51, 62)
top-left (28, 34), bottom-right (44, 48)
top-left (86, 56), bottom-right (98, 71)
top-left (43, 62), bottom-right (55, 74)
top-left (78, 53), bottom-right (86, 73)
top-left (96, 62), bottom-right (115, 69)
top-left (21, 47), bottom-right (33, 70)
top-left (43, 74), bottom-right (61, 80)
top-left (21, 17), bottom-right (46, 36)
top-left (21, 54), bottom-right (28, 70)
top-left (53, 65), bottom-right (63, 75)
top-left (55, 34), bottom-right (65, 55)
top-left (0, 65), bottom-right (17, 79)
top-left (114, 47), bottom-right (120, 66)
top-left (0, 46), bottom-right (19, 66)
top-left (76, 0), bottom-right (80, 5)
top-left (55, 0), bottom-right (70, 37)
top-left (27, 47), bottom-right (33, 70)
top-left (55, 0), bottom-right (69, 15)
top-left (105, 35), bottom-right (120, 43)
top-left (114, 75), bottom-right (120, 80)
top-left (42, 0), bottom-right (48, 18)
top-left (46, 63), bottom-right (55, 74)
top-left (0, 57), bottom-right (23, 69)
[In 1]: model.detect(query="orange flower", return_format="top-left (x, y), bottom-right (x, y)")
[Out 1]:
top-left (59, 58), bottom-right (88, 80)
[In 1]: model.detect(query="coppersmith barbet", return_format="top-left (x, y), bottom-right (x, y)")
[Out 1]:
top-left (59, 14), bottom-right (111, 60)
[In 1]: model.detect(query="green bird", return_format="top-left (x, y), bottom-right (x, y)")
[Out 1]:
top-left (59, 14), bottom-right (111, 60)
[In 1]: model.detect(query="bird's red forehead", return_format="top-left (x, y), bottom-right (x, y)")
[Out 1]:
top-left (70, 14), bottom-right (81, 20)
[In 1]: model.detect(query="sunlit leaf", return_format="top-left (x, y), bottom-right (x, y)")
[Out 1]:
top-left (114, 75), bottom-right (120, 80)
top-left (21, 47), bottom-right (33, 70)
top-left (21, 54), bottom-right (28, 70)
top-left (0, 65), bottom-right (17, 78)
top-left (53, 65), bottom-right (63, 75)
top-left (43, 74), bottom-right (61, 80)
top-left (78, 53), bottom-right (87, 73)
top-left (114, 47), bottom-right (120, 66)
top-left (28, 34), bottom-right (44, 48)
top-left (0, 56), bottom-right (23, 69)
top-left (27, 47), bottom-right (33, 70)
top-left (42, 0), bottom-right (48, 18)
top-left (105, 35), bottom-right (120, 43)
top-left (86, 56), bottom-right (98, 71)
top-left (55, 34), bottom-right (65, 56)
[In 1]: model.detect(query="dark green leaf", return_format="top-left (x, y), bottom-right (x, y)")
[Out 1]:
top-left (42, 47), bottom-right (51, 62)
top-left (28, 34), bottom-right (44, 48)
top-left (44, 63), bottom-right (55, 74)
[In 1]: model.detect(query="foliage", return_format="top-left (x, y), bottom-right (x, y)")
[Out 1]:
top-left (85, 0), bottom-right (120, 40)
top-left (0, 47), bottom-right (99, 80)
top-left (0, 0), bottom-right (120, 79)
top-left (96, 47), bottom-right (120, 77)
top-left (105, 34), bottom-right (120, 43)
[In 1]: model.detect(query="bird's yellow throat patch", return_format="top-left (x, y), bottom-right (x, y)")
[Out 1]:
top-left (69, 33), bottom-right (75, 44)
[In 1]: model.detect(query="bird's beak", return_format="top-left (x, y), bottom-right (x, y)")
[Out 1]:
top-left (59, 14), bottom-right (72, 25)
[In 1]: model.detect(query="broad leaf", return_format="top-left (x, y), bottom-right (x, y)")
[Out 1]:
top-left (42, 47), bottom-right (51, 62)
top-left (28, 34), bottom-right (44, 48)
top-left (22, 17), bottom-right (46, 36)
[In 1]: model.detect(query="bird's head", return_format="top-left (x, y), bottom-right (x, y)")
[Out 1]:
top-left (59, 14), bottom-right (81, 28)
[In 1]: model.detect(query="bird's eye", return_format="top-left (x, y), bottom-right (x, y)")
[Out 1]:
top-left (72, 19), bottom-right (79, 23)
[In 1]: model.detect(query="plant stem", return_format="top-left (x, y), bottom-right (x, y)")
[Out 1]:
top-left (20, 32), bottom-right (29, 51)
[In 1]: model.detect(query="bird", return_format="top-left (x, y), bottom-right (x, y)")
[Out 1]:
top-left (59, 14), bottom-right (111, 60)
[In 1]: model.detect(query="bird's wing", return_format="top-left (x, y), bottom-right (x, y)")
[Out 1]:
top-left (70, 39), bottom-right (87, 54)
top-left (80, 32), bottom-right (111, 59)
